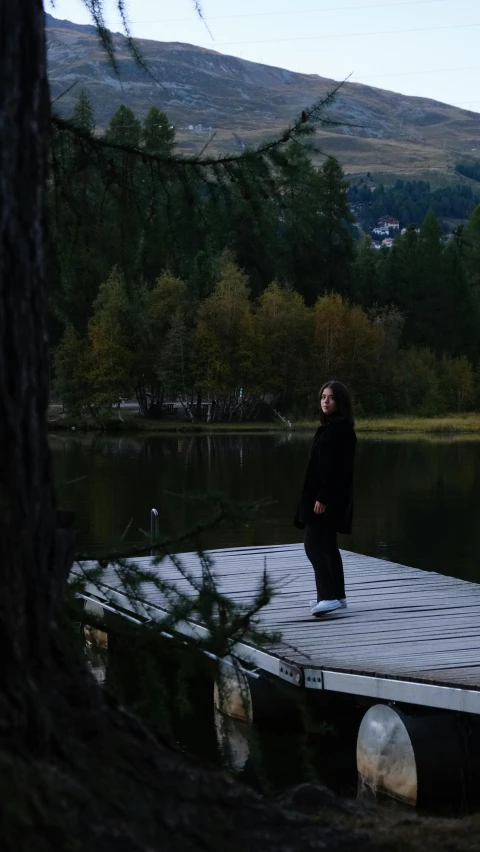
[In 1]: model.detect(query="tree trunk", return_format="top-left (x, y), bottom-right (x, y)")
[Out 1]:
top-left (195, 389), bottom-right (202, 419)
top-left (0, 0), bottom-right (76, 743)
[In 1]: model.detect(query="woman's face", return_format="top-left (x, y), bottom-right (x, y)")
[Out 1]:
top-left (320, 387), bottom-right (337, 416)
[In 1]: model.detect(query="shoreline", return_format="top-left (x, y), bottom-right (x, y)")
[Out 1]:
top-left (47, 411), bottom-right (480, 436)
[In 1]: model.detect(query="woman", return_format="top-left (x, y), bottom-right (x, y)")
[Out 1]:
top-left (294, 381), bottom-right (357, 616)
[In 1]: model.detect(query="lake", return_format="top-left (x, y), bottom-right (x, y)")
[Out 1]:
top-left (51, 430), bottom-right (480, 582)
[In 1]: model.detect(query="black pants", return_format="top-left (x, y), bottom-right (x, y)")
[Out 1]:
top-left (304, 523), bottom-right (345, 602)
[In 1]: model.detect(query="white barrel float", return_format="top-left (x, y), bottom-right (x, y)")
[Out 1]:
top-left (213, 658), bottom-right (299, 771)
top-left (83, 599), bottom-right (108, 684)
top-left (214, 659), bottom-right (298, 723)
top-left (213, 659), bottom-right (254, 773)
top-left (357, 704), bottom-right (473, 809)
top-left (214, 659), bottom-right (254, 723)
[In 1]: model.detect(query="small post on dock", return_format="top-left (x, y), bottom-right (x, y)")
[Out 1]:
top-left (150, 508), bottom-right (159, 555)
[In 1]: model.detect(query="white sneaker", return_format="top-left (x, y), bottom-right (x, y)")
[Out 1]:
top-left (311, 599), bottom-right (341, 616)
top-left (310, 598), bottom-right (347, 609)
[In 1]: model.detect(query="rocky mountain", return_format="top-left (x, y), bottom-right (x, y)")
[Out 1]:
top-left (46, 13), bottom-right (480, 179)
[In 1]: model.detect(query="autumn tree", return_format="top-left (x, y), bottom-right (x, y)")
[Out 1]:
top-left (195, 256), bottom-right (255, 419)
top-left (312, 294), bottom-right (375, 396)
top-left (86, 268), bottom-right (134, 418)
top-left (439, 355), bottom-right (476, 412)
top-left (144, 271), bottom-right (193, 413)
top-left (251, 282), bottom-right (312, 411)
top-left (53, 325), bottom-right (91, 418)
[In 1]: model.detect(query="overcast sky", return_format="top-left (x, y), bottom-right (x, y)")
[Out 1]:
top-left (50, 0), bottom-right (480, 111)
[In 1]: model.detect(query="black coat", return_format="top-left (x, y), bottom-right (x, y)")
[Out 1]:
top-left (294, 414), bottom-right (357, 534)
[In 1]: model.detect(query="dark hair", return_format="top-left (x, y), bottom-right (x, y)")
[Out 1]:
top-left (318, 380), bottom-right (354, 427)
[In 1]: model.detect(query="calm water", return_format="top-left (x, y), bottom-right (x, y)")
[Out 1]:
top-left (51, 431), bottom-right (480, 581)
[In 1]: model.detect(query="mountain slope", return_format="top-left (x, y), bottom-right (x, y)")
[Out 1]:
top-left (46, 13), bottom-right (480, 179)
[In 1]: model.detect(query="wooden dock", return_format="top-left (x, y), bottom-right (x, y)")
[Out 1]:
top-left (77, 543), bottom-right (480, 715)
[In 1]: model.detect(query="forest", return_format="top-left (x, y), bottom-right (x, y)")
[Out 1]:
top-left (456, 161), bottom-right (480, 183)
top-left (50, 92), bottom-right (480, 423)
top-left (349, 178), bottom-right (480, 230)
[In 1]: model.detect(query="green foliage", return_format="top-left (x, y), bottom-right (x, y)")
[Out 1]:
top-left (88, 268), bottom-right (133, 412)
top-left (195, 255), bottom-right (254, 417)
top-left (53, 326), bottom-right (90, 418)
top-left (145, 272), bottom-right (194, 411)
top-left (350, 178), bottom-right (480, 227)
top-left (49, 95), bottom-right (480, 423)
top-left (392, 348), bottom-right (443, 416)
top-left (142, 107), bottom-right (175, 155)
top-left (455, 161), bottom-right (480, 183)
top-left (274, 146), bottom-right (355, 304)
top-left (316, 156), bottom-right (355, 296)
top-left (463, 204), bottom-right (480, 292)
top-left (439, 355), bottom-right (476, 412)
top-left (105, 104), bottom-right (141, 147)
top-left (72, 88), bottom-right (95, 134)
top-left (353, 209), bottom-right (480, 361)
top-left (53, 261), bottom-right (478, 423)
top-left (251, 282), bottom-right (312, 410)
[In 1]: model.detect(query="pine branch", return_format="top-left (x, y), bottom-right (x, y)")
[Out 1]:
top-left (50, 80), bottom-right (345, 176)
top-left (192, 0), bottom-right (215, 41)
top-left (52, 81), bottom-right (78, 103)
top-left (81, 0), bottom-right (166, 89)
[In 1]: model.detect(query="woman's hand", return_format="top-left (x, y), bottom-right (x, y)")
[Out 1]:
top-left (314, 501), bottom-right (327, 514)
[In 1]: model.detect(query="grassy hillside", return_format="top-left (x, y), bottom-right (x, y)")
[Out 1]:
top-left (46, 14), bottom-right (480, 180)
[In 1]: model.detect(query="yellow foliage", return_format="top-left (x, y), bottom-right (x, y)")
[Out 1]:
top-left (313, 294), bottom-right (377, 390)
top-left (87, 269), bottom-right (132, 404)
top-left (195, 258), bottom-right (253, 393)
top-left (148, 272), bottom-right (187, 330)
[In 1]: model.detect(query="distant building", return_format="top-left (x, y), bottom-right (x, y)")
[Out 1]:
top-left (382, 237), bottom-right (394, 248)
top-left (373, 227), bottom-right (389, 237)
top-left (378, 215), bottom-right (400, 230)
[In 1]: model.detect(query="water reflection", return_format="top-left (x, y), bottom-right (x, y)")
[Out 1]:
top-left (50, 431), bottom-right (480, 581)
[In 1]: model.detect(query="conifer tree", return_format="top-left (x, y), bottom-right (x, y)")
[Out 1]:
top-left (72, 88), bottom-right (95, 134)
top-left (353, 237), bottom-right (379, 306)
top-left (316, 156), bottom-right (355, 296)
top-left (464, 204), bottom-right (480, 292)
top-left (105, 103), bottom-right (142, 147)
top-left (142, 106), bottom-right (175, 155)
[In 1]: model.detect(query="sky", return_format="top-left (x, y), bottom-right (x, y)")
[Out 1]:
top-left (50, 0), bottom-right (480, 111)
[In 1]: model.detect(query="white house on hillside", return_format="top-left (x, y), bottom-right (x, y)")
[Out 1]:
top-left (378, 215), bottom-right (400, 230)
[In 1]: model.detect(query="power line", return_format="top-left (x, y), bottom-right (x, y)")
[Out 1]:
top-left (207, 22), bottom-right (480, 47)
top-left (125, 0), bottom-right (447, 25)
top-left (352, 65), bottom-right (480, 80)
